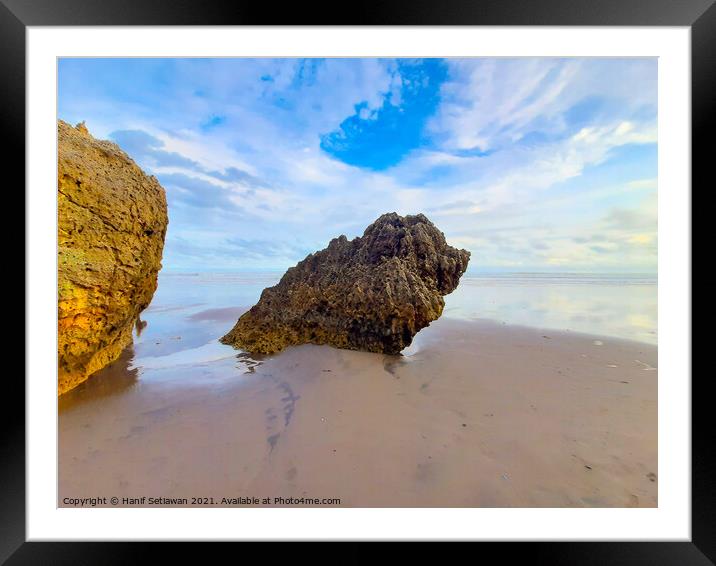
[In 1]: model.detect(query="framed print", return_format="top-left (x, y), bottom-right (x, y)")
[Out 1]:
top-left (7, 0), bottom-right (711, 562)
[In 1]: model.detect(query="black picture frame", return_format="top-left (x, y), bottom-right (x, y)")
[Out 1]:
top-left (7, 0), bottom-right (709, 562)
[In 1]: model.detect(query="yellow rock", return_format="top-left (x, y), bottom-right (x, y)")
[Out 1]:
top-left (57, 120), bottom-right (168, 395)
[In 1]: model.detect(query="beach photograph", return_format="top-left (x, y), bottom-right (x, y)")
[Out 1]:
top-left (57, 57), bottom-right (657, 508)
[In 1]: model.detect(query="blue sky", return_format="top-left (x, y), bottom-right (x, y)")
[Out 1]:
top-left (58, 58), bottom-right (657, 273)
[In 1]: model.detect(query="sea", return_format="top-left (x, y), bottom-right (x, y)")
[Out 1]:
top-left (124, 271), bottom-right (657, 375)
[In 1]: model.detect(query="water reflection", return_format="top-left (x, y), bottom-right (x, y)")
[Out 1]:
top-left (59, 271), bottom-right (657, 409)
top-left (59, 345), bottom-right (140, 412)
top-left (135, 316), bottom-right (147, 337)
top-left (444, 273), bottom-right (657, 344)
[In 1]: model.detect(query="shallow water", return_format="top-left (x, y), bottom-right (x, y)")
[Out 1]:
top-left (135, 271), bottom-right (656, 368)
top-left (446, 272), bottom-right (657, 345)
top-left (60, 270), bottom-right (657, 402)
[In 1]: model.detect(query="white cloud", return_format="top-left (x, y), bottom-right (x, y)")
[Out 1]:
top-left (430, 58), bottom-right (656, 154)
top-left (59, 57), bottom-right (658, 272)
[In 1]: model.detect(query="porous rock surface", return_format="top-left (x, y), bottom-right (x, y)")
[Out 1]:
top-left (58, 120), bottom-right (168, 395)
top-left (221, 213), bottom-right (470, 355)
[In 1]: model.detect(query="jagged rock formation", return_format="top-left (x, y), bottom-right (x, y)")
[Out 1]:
top-left (221, 213), bottom-right (470, 355)
top-left (57, 120), bottom-right (168, 395)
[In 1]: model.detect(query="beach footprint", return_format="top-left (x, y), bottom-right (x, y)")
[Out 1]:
top-left (262, 378), bottom-right (301, 453)
top-left (264, 407), bottom-right (280, 452)
top-left (277, 381), bottom-right (300, 427)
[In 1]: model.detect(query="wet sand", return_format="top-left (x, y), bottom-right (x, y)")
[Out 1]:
top-left (59, 315), bottom-right (657, 508)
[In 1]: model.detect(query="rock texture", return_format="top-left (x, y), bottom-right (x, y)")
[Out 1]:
top-left (221, 213), bottom-right (470, 355)
top-left (58, 120), bottom-right (168, 395)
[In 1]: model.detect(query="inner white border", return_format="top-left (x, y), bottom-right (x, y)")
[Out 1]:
top-left (27, 26), bottom-right (691, 541)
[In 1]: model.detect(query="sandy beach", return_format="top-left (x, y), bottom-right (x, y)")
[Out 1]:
top-left (59, 279), bottom-right (657, 507)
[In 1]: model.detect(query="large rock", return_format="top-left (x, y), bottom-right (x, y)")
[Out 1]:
top-left (58, 120), bottom-right (168, 395)
top-left (221, 213), bottom-right (470, 355)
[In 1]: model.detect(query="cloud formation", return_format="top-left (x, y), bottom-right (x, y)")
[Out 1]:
top-left (58, 57), bottom-right (657, 272)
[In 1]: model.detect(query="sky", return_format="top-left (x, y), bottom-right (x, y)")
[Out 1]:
top-left (58, 58), bottom-right (657, 273)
